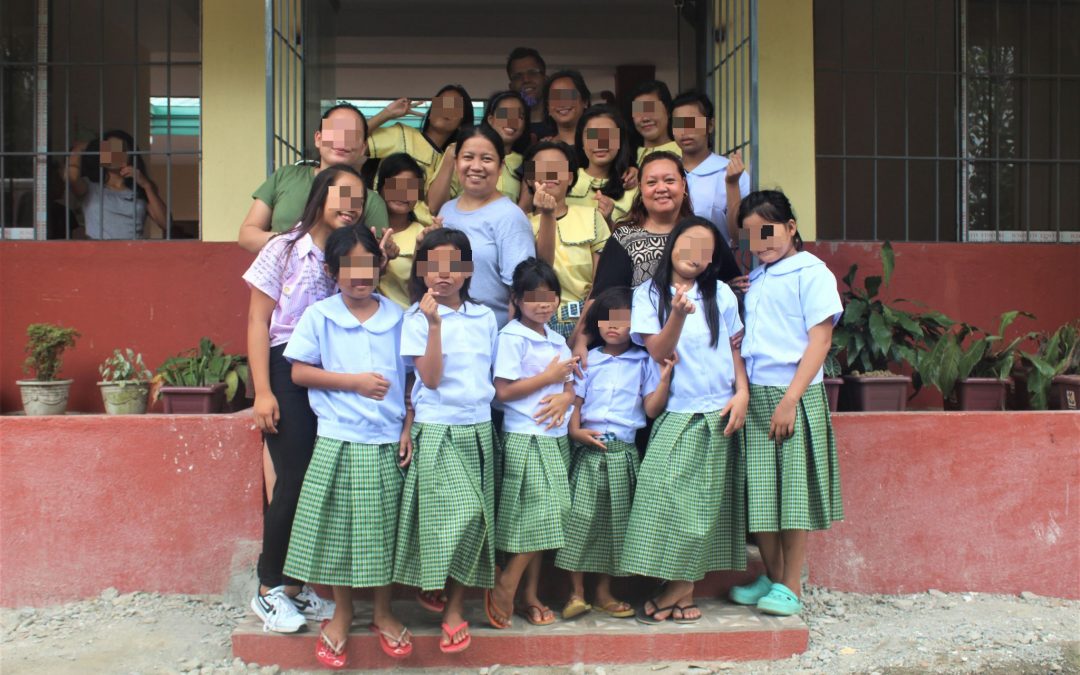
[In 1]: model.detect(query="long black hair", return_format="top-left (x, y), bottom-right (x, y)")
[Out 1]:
top-left (509, 257), bottom-right (561, 320)
top-left (520, 140), bottom-right (578, 194)
top-left (737, 190), bottom-right (804, 251)
top-left (409, 227), bottom-right (475, 305)
top-left (376, 152), bottom-right (427, 223)
top-left (628, 80), bottom-right (674, 151)
top-left (421, 84), bottom-right (474, 150)
top-left (82, 129), bottom-right (149, 199)
top-left (542, 70), bottom-right (591, 125)
top-left (574, 105), bottom-right (632, 202)
top-left (650, 216), bottom-right (730, 348)
top-left (482, 90), bottom-right (531, 155)
top-left (283, 164), bottom-right (365, 257)
top-left (324, 222), bottom-right (383, 278)
top-left (581, 286), bottom-right (635, 350)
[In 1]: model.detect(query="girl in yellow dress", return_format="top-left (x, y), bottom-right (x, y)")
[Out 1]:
top-left (569, 105), bottom-right (638, 228)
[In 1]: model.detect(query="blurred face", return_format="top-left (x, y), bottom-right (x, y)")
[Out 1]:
top-left (672, 103), bottom-right (712, 156)
top-left (486, 99), bottom-right (526, 146)
top-left (419, 244), bottom-right (473, 300)
top-left (526, 148), bottom-right (572, 200)
top-left (671, 225), bottom-right (715, 281)
top-left (322, 173), bottom-right (365, 229)
top-left (315, 109), bottom-right (366, 167)
top-left (381, 170), bottom-right (421, 217)
top-left (335, 244), bottom-right (380, 301)
top-left (428, 91), bottom-right (465, 134)
top-left (518, 286), bottom-right (559, 326)
top-left (632, 93), bottom-right (670, 143)
top-left (456, 135), bottom-right (501, 198)
top-left (742, 212), bottom-right (799, 264)
top-left (508, 56), bottom-right (545, 105)
top-left (582, 115), bottom-right (620, 168)
top-left (640, 159), bottom-right (685, 217)
top-left (100, 137), bottom-right (128, 170)
top-left (597, 308), bottom-right (631, 346)
top-left (547, 77), bottom-right (586, 127)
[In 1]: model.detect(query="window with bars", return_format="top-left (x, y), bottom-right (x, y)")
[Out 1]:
top-left (814, 0), bottom-right (1079, 242)
top-left (1, 0), bottom-right (201, 240)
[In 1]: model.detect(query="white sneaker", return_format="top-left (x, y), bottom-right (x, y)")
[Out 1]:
top-left (251, 586), bottom-right (307, 633)
top-left (291, 584), bottom-right (335, 621)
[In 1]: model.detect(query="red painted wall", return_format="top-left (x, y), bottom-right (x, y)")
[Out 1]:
top-left (0, 413), bottom-right (262, 607)
top-left (1, 241), bottom-right (1077, 412)
top-left (810, 412), bottom-right (1080, 599)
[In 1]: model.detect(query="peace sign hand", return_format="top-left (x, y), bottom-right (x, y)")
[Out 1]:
top-left (384, 97), bottom-right (426, 119)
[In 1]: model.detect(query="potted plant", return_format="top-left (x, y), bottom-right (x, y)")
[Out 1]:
top-left (913, 312), bottom-right (1035, 411)
top-left (151, 338), bottom-right (249, 414)
top-left (97, 349), bottom-right (153, 414)
top-left (1021, 322), bottom-right (1080, 410)
top-left (831, 243), bottom-right (950, 411)
top-left (16, 323), bottom-right (81, 416)
top-left (823, 344), bottom-right (843, 413)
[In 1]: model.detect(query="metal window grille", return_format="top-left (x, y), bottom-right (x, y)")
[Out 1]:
top-left (265, 0), bottom-right (304, 175)
top-left (707, 0), bottom-right (758, 188)
top-left (0, 0), bottom-right (202, 240)
top-left (814, 0), bottom-right (1079, 243)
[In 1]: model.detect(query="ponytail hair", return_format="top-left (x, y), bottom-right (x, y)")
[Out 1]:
top-left (736, 189), bottom-right (803, 251)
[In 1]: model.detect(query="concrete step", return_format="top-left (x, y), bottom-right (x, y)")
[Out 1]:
top-left (232, 597), bottom-right (807, 671)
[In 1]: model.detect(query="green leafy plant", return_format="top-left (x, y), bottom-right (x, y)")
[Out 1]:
top-left (99, 349), bottom-right (152, 383)
top-left (824, 344), bottom-right (842, 378)
top-left (912, 311), bottom-right (1036, 403)
top-left (22, 323), bottom-right (81, 381)
top-left (152, 338), bottom-right (249, 402)
top-left (1021, 321), bottom-right (1080, 410)
top-left (832, 242), bottom-right (952, 376)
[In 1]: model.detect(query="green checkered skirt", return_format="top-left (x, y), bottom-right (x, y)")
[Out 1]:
top-left (495, 433), bottom-right (572, 553)
top-left (393, 422), bottom-right (496, 591)
top-left (621, 411), bottom-right (746, 581)
top-left (283, 436), bottom-right (403, 587)
top-left (745, 382), bottom-right (844, 532)
top-left (555, 439), bottom-right (640, 575)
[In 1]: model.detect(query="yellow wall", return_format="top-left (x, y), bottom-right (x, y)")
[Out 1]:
top-left (201, 0), bottom-right (266, 242)
top-left (756, 0), bottom-right (817, 240)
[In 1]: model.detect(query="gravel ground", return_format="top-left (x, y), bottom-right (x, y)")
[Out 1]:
top-left (1, 585), bottom-right (1077, 674)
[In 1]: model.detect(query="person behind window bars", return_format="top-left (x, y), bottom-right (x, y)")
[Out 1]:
top-left (64, 130), bottom-right (168, 239)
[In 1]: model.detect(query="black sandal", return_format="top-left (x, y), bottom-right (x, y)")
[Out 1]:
top-left (672, 603), bottom-right (702, 624)
top-left (635, 597), bottom-right (676, 625)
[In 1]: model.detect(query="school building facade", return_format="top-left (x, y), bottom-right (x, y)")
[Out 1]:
top-left (1, 0), bottom-right (1077, 655)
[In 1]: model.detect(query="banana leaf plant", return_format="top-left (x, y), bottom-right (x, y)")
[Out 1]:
top-left (1021, 321), bottom-right (1080, 410)
top-left (151, 337), bottom-right (248, 403)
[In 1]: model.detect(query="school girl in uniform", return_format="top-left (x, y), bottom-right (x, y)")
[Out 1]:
top-left (554, 287), bottom-right (675, 620)
top-left (376, 153), bottom-right (428, 308)
top-left (485, 258), bottom-right (580, 628)
top-left (728, 191), bottom-right (844, 617)
top-left (525, 140), bottom-right (610, 339)
top-left (569, 105), bottom-right (638, 228)
top-left (244, 165), bottom-right (373, 633)
top-left (624, 215), bottom-right (749, 624)
top-left (281, 224), bottom-right (412, 668)
top-left (543, 70), bottom-right (591, 146)
top-left (394, 228), bottom-right (499, 654)
top-left (630, 81), bottom-right (682, 165)
top-left (437, 124), bottom-right (536, 328)
top-left (429, 91), bottom-right (530, 215)
top-left (367, 85), bottom-right (474, 225)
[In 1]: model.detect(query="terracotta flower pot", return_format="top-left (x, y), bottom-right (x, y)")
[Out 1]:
top-left (159, 383), bottom-right (227, 414)
top-left (98, 380), bottom-right (150, 415)
top-left (824, 377), bottom-right (843, 413)
top-left (1049, 374), bottom-right (1080, 411)
top-left (841, 375), bottom-right (912, 411)
top-left (16, 379), bottom-right (73, 416)
top-left (953, 377), bottom-right (1008, 411)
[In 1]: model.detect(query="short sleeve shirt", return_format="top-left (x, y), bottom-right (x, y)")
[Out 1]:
top-left (400, 301), bottom-right (498, 424)
top-left (242, 232), bottom-right (337, 347)
top-left (686, 153), bottom-right (751, 233)
top-left (529, 205), bottom-right (610, 306)
top-left (631, 280), bottom-right (743, 413)
top-left (636, 140), bottom-right (683, 165)
top-left (566, 169), bottom-right (637, 223)
top-left (493, 320), bottom-right (573, 437)
top-left (377, 221), bottom-right (425, 308)
top-left (283, 294), bottom-right (406, 444)
top-left (741, 251), bottom-right (843, 386)
top-left (81, 182), bottom-right (147, 239)
top-left (575, 347), bottom-right (660, 443)
top-left (251, 163), bottom-right (390, 235)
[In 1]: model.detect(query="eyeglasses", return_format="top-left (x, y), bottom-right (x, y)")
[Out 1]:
top-left (510, 68), bottom-right (544, 83)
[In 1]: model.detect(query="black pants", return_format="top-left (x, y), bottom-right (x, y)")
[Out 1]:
top-left (256, 343), bottom-right (317, 589)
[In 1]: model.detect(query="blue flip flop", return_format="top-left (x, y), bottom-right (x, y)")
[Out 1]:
top-left (757, 582), bottom-right (803, 616)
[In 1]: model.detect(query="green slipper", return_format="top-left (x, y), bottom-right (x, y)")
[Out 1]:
top-left (757, 582), bottom-right (803, 616)
top-left (729, 574), bottom-right (773, 606)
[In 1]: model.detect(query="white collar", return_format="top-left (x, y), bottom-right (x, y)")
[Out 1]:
top-left (318, 293), bottom-right (402, 333)
top-left (688, 153), bottom-right (727, 177)
top-left (501, 318), bottom-right (565, 346)
top-left (748, 251), bottom-right (822, 281)
top-left (589, 346), bottom-right (650, 366)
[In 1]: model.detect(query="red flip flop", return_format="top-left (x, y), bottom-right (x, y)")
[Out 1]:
top-left (484, 589), bottom-right (512, 629)
top-left (440, 621), bottom-right (471, 654)
top-left (416, 589), bottom-right (446, 613)
top-left (316, 621), bottom-right (348, 669)
top-left (368, 623), bottom-right (413, 659)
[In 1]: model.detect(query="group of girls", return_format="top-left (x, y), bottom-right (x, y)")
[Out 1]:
top-left (241, 71), bottom-right (843, 670)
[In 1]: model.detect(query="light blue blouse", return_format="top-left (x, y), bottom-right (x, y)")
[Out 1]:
top-left (574, 347), bottom-right (660, 443)
top-left (493, 319), bottom-right (573, 437)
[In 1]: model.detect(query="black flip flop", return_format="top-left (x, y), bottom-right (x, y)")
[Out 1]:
top-left (635, 597), bottom-right (676, 625)
top-left (672, 603), bottom-right (702, 624)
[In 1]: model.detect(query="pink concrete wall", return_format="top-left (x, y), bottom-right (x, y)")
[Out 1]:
top-left (811, 412), bottom-right (1080, 599)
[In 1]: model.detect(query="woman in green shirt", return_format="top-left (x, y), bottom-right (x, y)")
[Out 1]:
top-left (238, 103), bottom-right (390, 253)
